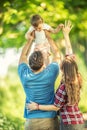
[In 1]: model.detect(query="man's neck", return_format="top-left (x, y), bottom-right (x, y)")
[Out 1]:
top-left (32, 64), bottom-right (46, 74)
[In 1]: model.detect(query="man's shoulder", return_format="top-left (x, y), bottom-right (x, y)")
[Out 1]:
top-left (47, 62), bottom-right (59, 73)
top-left (49, 62), bottom-right (59, 68)
top-left (18, 63), bottom-right (31, 79)
top-left (18, 63), bottom-right (30, 73)
top-left (18, 63), bottom-right (28, 68)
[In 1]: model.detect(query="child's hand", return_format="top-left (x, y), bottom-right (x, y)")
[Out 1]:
top-left (27, 31), bottom-right (35, 41)
top-left (27, 35), bottom-right (34, 41)
top-left (56, 24), bottom-right (64, 32)
top-left (58, 23), bottom-right (64, 29)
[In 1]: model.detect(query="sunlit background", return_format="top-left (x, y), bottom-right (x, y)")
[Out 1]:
top-left (0, 0), bottom-right (87, 129)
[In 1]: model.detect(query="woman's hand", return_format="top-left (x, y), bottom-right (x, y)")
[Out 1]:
top-left (62, 20), bottom-right (73, 55)
top-left (62, 20), bottom-right (73, 36)
top-left (26, 101), bottom-right (39, 111)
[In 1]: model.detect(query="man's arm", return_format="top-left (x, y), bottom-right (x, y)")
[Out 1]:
top-left (25, 31), bottom-right (34, 40)
top-left (48, 38), bottom-right (61, 63)
top-left (25, 26), bottom-right (35, 40)
top-left (45, 30), bottom-right (61, 63)
top-left (19, 39), bottom-right (33, 65)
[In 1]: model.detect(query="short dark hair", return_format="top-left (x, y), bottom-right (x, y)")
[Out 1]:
top-left (30, 14), bottom-right (43, 27)
top-left (29, 51), bottom-right (44, 71)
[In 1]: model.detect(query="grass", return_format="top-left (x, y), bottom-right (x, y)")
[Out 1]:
top-left (0, 66), bottom-right (25, 130)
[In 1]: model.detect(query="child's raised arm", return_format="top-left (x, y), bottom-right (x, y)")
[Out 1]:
top-left (49, 23), bottom-right (64, 34)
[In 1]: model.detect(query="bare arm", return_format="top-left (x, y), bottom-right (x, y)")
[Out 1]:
top-left (19, 31), bottom-right (35, 65)
top-left (25, 31), bottom-right (35, 40)
top-left (47, 21), bottom-right (73, 58)
top-left (50, 23), bottom-right (64, 34)
top-left (27, 101), bottom-right (59, 111)
top-left (48, 38), bottom-right (61, 63)
top-left (19, 39), bottom-right (33, 65)
top-left (39, 104), bottom-right (59, 111)
top-left (25, 31), bottom-right (31, 40)
top-left (62, 21), bottom-right (73, 55)
top-left (45, 30), bottom-right (61, 63)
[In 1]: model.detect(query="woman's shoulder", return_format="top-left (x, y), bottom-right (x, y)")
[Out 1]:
top-left (55, 83), bottom-right (66, 95)
top-left (59, 83), bottom-right (65, 90)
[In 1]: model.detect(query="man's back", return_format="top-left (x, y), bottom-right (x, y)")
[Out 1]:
top-left (18, 62), bottom-right (59, 118)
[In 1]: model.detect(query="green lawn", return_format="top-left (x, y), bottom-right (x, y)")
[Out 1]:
top-left (0, 67), bottom-right (25, 130)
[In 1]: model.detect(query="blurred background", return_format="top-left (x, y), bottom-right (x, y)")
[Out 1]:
top-left (0, 0), bottom-right (87, 129)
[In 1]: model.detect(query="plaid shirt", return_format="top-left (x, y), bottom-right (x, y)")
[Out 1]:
top-left (54, 84), bottom-right (84, 124)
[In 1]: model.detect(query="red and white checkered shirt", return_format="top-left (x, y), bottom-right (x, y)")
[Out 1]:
top-left (54, 84), bottom-right (84, 124)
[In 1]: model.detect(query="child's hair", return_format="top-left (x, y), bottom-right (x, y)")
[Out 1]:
top-left (61, 56), bottom-right (82, 105)
top-left (30, 14), bottom-right (43, 27)
top-left (29, 51), bottom-right (44, 71)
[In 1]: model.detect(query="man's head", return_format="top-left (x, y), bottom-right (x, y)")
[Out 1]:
top-left (30, 14), bottom-right (43, 31)
top-left (29, 51), bottom-right (44, 71)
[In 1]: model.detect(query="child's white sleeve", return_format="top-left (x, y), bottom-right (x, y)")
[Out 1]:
top-left (25, 26), bottom-right (35, 39)
top-left (43, 23), bottom-right (52, 31)
top-left (27, 26), bottom-right (35, 33)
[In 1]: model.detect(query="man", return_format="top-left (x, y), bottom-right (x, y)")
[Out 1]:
top-left (18, 31), bottom-right (60, 130)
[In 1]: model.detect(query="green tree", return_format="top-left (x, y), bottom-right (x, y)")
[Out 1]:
top-left (0, 0), bottom-right (87, 62)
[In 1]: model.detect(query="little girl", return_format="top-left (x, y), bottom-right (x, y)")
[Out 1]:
top-left (25, 14), bottom-right (63, 65)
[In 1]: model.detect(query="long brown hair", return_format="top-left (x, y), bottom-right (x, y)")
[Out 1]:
top-left (61, 56), bottom-right (82, 105)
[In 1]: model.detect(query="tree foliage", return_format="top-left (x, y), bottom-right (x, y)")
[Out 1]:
top-left (0, 0), bottom-right (87, 50)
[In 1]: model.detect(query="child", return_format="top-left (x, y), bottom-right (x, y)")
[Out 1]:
top-left (27, 21), bottom-right (84, 130)
top-left (25, 14), bottom-right (63, 65)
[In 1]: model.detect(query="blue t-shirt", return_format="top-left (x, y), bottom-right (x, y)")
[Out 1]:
top-left (18, 62), bottom-right (59, 119)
